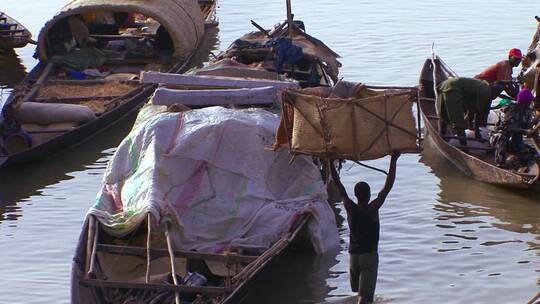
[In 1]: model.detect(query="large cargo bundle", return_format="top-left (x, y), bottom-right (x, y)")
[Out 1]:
top-left (275, 81), bottom-right (421, 161)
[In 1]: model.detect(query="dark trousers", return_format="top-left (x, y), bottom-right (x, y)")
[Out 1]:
top-left (350, 251), bottom-right (379, 303)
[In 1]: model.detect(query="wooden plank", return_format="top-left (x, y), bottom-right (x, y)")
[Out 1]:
top-left (0, 29), bottom-right (25, 34)
top-left (450, 145), bottom-right (494, 151)
top-left (151, 87), bottom-right (279, 106)
top-left (82, 279), bottom-right (232, 294)
top-left (140, 72), bottom-right (298, 90)
top-left (35, 95), bottom-right (120, 103)
top-left (97, 244), bottom-right (257, 263)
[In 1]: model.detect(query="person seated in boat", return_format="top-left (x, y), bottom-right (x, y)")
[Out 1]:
top-left (329, 152), bottom-right (400, 304)
top-left (475, 48), bottom-right (522, 97)
top-left (437, 77), bottom-right (504, 146)
top-left (67, 15), bottom-right (90, 49)
top-left (490, 89), bottom-right (535, 168)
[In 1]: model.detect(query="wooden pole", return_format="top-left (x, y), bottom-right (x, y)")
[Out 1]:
top-left (286, 0), bottom-right (293, 39)
top-left (430, 43), bottom-right (443, 134)
top-left (88, 217), bottom-right (99, 278)
top-left (18, 62), bottom-right (55, 106)
top-left (165, 221), bottom-right (181, 304)
top-left (146, 213), bottom-right (152, 284)
top-left (85, 215), bottom-right (95, 277)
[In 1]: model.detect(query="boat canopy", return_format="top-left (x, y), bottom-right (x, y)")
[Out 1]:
top-left (36, 0), bottom-right (205, 60)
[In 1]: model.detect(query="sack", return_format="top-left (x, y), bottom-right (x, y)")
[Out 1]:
top-left (279, 81), bottom-right (419, 161)
top-left (15, 102), bottom-right (96, 125)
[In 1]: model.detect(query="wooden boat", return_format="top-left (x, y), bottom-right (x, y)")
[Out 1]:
top-left (0, 0), bottom-right (217, 168)
top-left (75, 212), bottom-right (315, 304)
top-left (71, 89), bottom-right (337, 303)
top-left (202, 17), bottom-right (341, 88)
top-left (0, 11), bottom-right (32, 50)
top-left (418, 56), bottom-right (540, 189)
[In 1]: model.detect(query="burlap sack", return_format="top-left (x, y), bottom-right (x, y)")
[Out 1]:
top-left (283, 86), bottom-right (419, 161)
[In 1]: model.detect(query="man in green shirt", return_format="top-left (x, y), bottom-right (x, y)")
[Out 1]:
top-left (437, 77), bottom-right (504, 146)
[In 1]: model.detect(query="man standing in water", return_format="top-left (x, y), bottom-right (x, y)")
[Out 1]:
top-left (330, 152), bottom-right (400, 304)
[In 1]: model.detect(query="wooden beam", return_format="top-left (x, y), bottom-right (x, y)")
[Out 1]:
top-left (451, 145), bottom-right (494, 151)
top-left (97, 244), bottom-right (257, 263)
top-left (81, 279), bottom-right (232, 294)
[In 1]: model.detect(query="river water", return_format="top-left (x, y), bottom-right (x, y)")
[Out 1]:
top-left (0, 1), bottom-right (539, 303)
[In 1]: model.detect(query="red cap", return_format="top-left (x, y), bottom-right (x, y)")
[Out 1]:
top-left (508, 48), bottom-right (522, 59)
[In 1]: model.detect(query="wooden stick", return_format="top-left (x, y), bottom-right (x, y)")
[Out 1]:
top-left (164, 221), bottom-right (181, 304)
top-left (81, 279), bottom-right (232, 294)
top-left (18, 62), bottom-right (55, 106)
top-left (88, 218), bottom-right (99, 278)
top-left (85, 216), bottom-right (95, 277)
top-left (96, 244), bottom-right (256, 263)
top-left (146, 213), bottom-right (152, 284)
top-left (527, 291), bottom-right (540, 304)
top-left (250, 20), bottom-right (272, 38)
top-left (286, 0), bottom-right (294, 39)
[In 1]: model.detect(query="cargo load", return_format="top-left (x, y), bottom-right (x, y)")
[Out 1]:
top-left (275, 81), bottom-right (421, 161)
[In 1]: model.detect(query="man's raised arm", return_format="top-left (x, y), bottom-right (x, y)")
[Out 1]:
top-left (329, 160), bottom-right (355, 211)
top-left (369, 152), bottom-right (400, 211)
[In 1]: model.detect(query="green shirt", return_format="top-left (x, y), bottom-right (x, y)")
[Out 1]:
top-left (438, 77), bottom-right (492, 129)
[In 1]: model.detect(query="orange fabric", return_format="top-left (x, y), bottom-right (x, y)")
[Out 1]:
top-left (474, 60), bottom-right (513, 84)
top-left (273, 100), bottom-right (294, 150)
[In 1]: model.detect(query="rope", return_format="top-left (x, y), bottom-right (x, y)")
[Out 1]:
top-left (352, 160), bottom-right (388, 175)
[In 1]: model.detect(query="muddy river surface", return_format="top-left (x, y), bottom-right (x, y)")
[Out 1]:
top-left (0, 1), bottom-right (539, 303)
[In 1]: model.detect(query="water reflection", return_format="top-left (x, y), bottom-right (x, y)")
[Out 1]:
top-left (419, 140), bottom-right (539, 268)
top-left (0, 113), bottom-right (136, 223)
top-left (0, 51), bottom-right (26, 104)
top-left (241, 249), bottom-right (340, 304)
top-left (0, 51), bottom-right (26, 88)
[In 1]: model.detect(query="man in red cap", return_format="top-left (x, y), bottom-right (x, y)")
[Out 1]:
top-left (475, 48), bottom-right (522, 88)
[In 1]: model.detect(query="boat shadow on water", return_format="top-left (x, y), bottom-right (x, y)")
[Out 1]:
top-left (0, 112), bottom-right (136, 218)
top-left (420, 140), bottom-right (540, 237)
top-left (0, 51), bottom-right (26, 89)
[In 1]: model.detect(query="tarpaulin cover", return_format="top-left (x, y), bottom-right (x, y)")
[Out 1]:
top-left (88, 105), bottom-right (338, 254)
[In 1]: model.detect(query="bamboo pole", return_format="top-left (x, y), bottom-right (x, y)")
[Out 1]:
top-left (146, 213), bottom-right (152, 284)
top-left (164, 221), bottom-right (181, 304)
